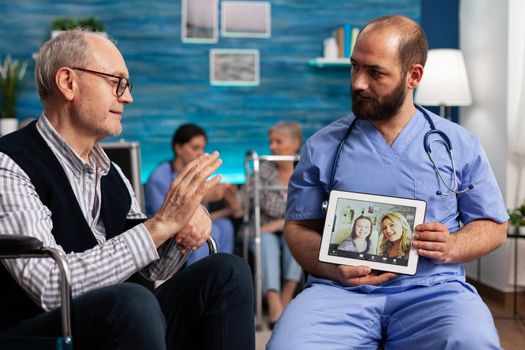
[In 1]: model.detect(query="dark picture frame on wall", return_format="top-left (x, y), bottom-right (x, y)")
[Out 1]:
top-left (210, 49), bottom-right (260, 86)
top-left (181, 0), bottom-right (218, 43)
top-left (221, 1), bottom-right (271, 38)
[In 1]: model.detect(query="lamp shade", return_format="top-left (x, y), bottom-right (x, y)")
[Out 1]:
top-left (415, 49), bottom-right (472, 106)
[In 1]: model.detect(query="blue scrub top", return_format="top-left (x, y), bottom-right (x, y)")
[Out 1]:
top-left (286, 108), bottom-right (509, 290)
top-left (144, 161), bottom-right (176, 217)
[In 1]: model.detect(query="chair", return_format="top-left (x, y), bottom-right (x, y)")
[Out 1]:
top-left (0, 234), bottom-right (217, 349)
top-left (101, 141), bottom-right (145, 212)
top-left (206, 236), bottom-right (218, 255)
top-left (0, 234), bottom-right (73, 349)
top-left (242, 150), bottom-right (300, 330)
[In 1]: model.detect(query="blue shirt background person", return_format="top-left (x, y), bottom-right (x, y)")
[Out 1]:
top-left (145, 124), bottom-right (238, 264)
top-left (268, 15), bottom-right (508, 350)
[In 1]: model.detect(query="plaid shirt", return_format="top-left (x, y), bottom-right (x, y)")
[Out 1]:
top-left (243, 161), bottom-right (288, 226)
top-left (0, 115), bottom-right (187, 311)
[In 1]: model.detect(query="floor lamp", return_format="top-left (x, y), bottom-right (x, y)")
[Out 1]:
top-left (414, 49), bottom-right (472, 118)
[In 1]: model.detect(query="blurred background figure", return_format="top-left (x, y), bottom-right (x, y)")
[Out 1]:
top-left (145, 123), bottom-right (241, 264)
top-left (241, 121), bottom-right (303, 329)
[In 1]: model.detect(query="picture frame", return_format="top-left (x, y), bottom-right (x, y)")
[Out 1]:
top-left (181, 0), bottom-right (218, 43)
top-left (319, 190), bottom-right (427, 275)
top-left (209, 49), bottom-right (260, 86)
top-left (221, 1), bottom-right (271, 38)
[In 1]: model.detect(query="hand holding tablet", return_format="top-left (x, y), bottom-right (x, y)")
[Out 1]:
top-left (319, 190), bottom-right (426, 275)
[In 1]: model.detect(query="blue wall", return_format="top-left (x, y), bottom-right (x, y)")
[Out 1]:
top-left (1, 0), bottom-right (428, 183)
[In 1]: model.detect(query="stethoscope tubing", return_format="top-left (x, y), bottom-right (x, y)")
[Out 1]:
top-left (328, 105), bottom-right (473, 196)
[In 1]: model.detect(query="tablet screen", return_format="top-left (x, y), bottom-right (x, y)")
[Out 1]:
top-left (319, 190), bottom-right (426, 275)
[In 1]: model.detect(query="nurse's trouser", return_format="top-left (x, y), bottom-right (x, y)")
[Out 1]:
top-left (268, 281), bottom-right (500, 350)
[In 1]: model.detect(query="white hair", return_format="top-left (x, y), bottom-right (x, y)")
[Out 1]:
top-left (269, 121), bottom-right (303, 145)
top-left (35, 29), bottom-right (114, 103)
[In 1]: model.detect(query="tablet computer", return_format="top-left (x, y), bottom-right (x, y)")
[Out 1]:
top-left (319, 190), bottom-right (426, 275)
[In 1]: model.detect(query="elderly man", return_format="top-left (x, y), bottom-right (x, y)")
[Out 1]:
top-left (0, 30), bottom-right (254, 350)
top-left (269, 15), bottom-right (508, 349)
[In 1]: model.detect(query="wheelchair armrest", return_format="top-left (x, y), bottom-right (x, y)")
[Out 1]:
top-left (207, 236), bottom-right (218, 255)
top-left (0, 234), bottom-right (72, 344)
top-left (0, 234), bottom-right (43, 254)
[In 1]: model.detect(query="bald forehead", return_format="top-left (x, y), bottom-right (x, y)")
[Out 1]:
top-left (359, 20), bottom-right (407, 51)
top-left (85, 33), bottom-right (120, 57)
top-left (358, 28), bottom-right (401, 53)
top-left (362, 15), bottom-right (420, 37)
top-left (85, 33), bottom-right (128, 75)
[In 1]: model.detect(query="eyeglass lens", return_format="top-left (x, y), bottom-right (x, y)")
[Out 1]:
top-left (117, 78), bottom-right (132, 96)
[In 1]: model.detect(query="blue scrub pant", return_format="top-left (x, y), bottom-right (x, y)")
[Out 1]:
top-left (187, 218), bottom-right (234, 265)
top-left (251, 232), bottom-right (302, 293)
top-left (268, 280), bottom-right (500, 350)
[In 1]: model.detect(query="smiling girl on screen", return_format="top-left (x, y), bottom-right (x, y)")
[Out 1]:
top-left (338, 215), bottom-right (373, 254)
top-left (377, 212), bottom-right (412, 259)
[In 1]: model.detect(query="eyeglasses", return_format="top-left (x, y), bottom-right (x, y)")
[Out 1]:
top-left (70, 67), bottom-right (133, 97)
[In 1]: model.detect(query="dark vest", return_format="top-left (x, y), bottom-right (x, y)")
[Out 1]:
top-left (0, 121), bottom-right (131, 330)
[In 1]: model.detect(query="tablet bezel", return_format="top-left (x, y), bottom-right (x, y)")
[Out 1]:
top-left (319, 190), bottom-right (427, 275)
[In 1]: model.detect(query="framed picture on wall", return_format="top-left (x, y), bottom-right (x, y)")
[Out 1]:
top-left (221, 1), bottom-right (271, 38)
top-left (181, 0), bottom-right (218, 43)
top-left (210, 49), bottom-right (260, 86)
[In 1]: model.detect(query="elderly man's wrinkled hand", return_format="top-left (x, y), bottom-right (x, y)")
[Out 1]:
top-left (144, 152), bottom-right (221, 247)
top-left (175, 206), bottom-right (212, 253)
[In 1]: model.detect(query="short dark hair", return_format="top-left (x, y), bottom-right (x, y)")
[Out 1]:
top-left (171, 123), bottom-right (207, 152)
top-left (361, 15), bottom-right (428, 74)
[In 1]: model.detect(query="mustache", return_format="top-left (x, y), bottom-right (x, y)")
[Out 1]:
top-left (352, 89), bottom-right (373, 100)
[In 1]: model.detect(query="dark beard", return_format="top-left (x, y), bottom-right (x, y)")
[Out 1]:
top-left (351, 78), bottom-right (407, 121)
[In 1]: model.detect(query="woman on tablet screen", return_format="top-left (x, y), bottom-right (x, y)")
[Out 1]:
top-left (377, 212), bottom-right (412, 259)
top-left (337, 215), bottom-right (373, 254)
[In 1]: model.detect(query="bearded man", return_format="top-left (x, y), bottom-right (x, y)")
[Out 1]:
top-left (268, 15), bottom-right (508, 350)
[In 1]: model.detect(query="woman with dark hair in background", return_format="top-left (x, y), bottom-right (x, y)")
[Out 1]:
top-left (145, 123), bottom-right (240, 264)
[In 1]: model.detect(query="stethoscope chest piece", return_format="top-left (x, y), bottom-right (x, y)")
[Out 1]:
top-left (321, 200), bottom-right (328, 215)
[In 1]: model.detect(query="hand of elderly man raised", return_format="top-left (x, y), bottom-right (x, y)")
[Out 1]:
top-left (144, 151), bottom-right (222, 250)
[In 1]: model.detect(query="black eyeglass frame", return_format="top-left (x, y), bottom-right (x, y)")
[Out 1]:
top-left (70, 67), bottom-right (132, 97)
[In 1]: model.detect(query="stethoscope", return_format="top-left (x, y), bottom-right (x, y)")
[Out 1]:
top-left (322, 105), bottom-right (474, 214)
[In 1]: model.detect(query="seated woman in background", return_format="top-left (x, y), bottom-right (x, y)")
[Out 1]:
top-left (145, 123), bottom-right (240, 265)
top-left (338, 215), bottom-right (373, 254)
top-left (241, 121), bottom-right (303, 329)
top-left (376, 212), bottom-right (412, 259)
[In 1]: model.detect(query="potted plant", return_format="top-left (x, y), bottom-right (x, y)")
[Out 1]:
top-left (51, 16), bottom-right (106, 38)
top-left (79, 17), bottom-right (105, 32)
top-left (0, 56), bottom-right (27, 136)
top-left (51, 17), bottom-right (79, 31)
top-left (508, 204), bottom-right (525, 235)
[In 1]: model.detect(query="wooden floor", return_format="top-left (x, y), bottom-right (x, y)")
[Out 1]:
top-left (483, 291), bottom-right (525, 350)
top-left (255, 286), bottom-right (525, 350)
